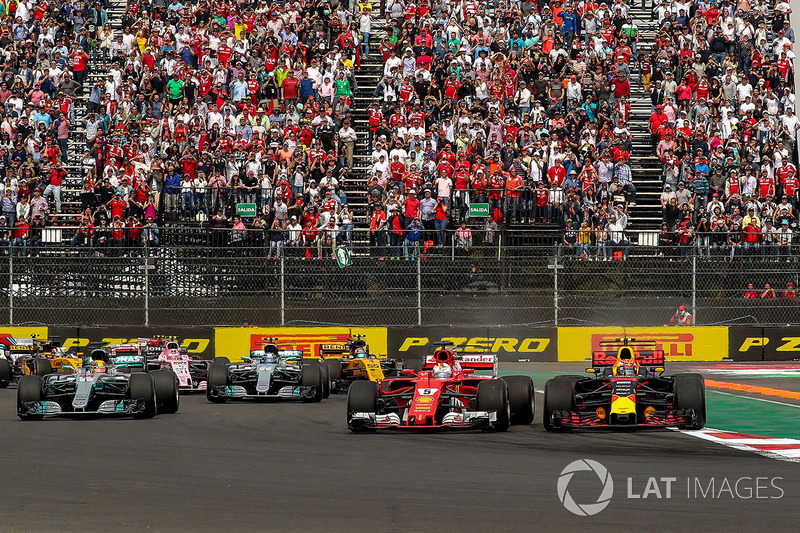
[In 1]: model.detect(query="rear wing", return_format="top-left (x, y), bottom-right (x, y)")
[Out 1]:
top-left (423, 354), bottom-right (498, 376)
top-left (592, 349), bottom-right (665, 367)
top-left (109, 344), bottom-right (142, 356)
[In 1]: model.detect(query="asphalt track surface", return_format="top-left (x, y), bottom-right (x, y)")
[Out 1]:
top-left (1, 364), bottom-right (799, 532)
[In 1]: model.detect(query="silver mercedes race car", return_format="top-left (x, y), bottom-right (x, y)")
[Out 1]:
top-left (16, 349), bottom-right (180, 420)
top-left (206, 346), bottom-right (325, 403)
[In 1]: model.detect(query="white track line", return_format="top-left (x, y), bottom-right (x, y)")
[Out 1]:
top-left (676, 428), bottom-right (800, 464)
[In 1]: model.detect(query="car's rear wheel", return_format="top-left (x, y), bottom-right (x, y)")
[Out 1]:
top-left (402, 359), bottom-right (423, 374)
top-left (477, 379), bottom-right (510, 432)
top-left (128, 373), bottom-right (156, 419)
top-left (347, 380), bottom-right (378, 432)
top-left (302, 363), bottom-right (324, 403)
top-left (0, 358), bottom-right (11, 388)
top-left (502, 375), bottom-right (535, 425)
top-left (33, 358), bottom-right (52, 377)
top-left (674, 373), bottom-right (706, 430)
top-left (213, 357), bottom-right (231, 366)
top-left (206, 362), bottom-right (230, 403)
top-left (320, 362), bottom-right (331, 399)
top-left (324, 358), bottom-right (343, 391)
top-left (543, 378), bottom-right (576, 431)
top-left (17, 375), bottom-right (44, 420)
top-left (152, 370), bottom-right (180, 414)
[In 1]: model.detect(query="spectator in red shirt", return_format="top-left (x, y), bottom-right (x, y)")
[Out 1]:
top-left (743, 283), bottom-right (759, 298)
top-left (761, 283), bottom-right (777, 299)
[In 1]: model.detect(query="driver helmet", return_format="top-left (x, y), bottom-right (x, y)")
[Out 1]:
top-left (355, 347), bottom-right (367, 358)
top-left (433, 362), bottom-right (452, 379)
top-left (90, 360), bottom-right (106, 373)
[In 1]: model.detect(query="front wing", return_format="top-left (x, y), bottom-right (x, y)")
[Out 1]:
top-left (348, 410), bottom-right (500, 431)
top-left (549, 408), bottom-right (697, 429)
top-left (210, 384), bottom-right (316, 400)
top-left (18, 399), bottom-right (149, 418)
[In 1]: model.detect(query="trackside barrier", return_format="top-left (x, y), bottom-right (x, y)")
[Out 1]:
top-left (13, 326), bottom-right (800, 362)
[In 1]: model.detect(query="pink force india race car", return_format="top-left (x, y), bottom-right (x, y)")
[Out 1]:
top-left (346, 342), bottom-right (534, 432)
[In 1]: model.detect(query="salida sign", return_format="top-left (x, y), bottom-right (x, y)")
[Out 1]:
top-left (388, 327), bottom-right (558, 361)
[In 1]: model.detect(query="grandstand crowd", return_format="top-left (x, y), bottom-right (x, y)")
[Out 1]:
top-left (0, 0), bottom-right (794, 258)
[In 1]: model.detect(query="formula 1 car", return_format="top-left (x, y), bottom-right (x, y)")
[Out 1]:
top-left (16, 349), bottom-right (180, 420)
top-left (319, 335), bottom-right (406, 393)
top-left (543, 338), bottom-right (706, 431)
top-left (0, 336), bottom-right (83, 386)
top-left (206, 344), bottom-right (326, 403)
top-left (152, 340), bottom-right (210, 392)
top-left (346, 343), bottom-right (534, 431)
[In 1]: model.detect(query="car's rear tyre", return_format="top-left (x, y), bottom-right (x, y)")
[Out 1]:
top-left (213, 357), bottom-right (231, 366)
top-left (206, 362), bottom-right (230, 403)
top-left (325, 358), bottom-right (343, 383)
top-left (0, 358), bottom-right (11, 388)
top-left (347, 380), bottom-right (378, 432)
top-left (152, 370), bottom-right (180, 414)
top-left (320, 362), bottom-right (331, 399)
top-left (543, 378), bottom-right (576, 431)
top-left (402, 359), bottom-right (423, 374)
top-left (502, 375), bottom-right (535, 425)
top-left (674, 373), bottom-right (706, 430)
top-left (128, 373), bottom-right (157, 419)
top-left (301, 363), bottom-right (324, 403)
top-left (477, 379), bottom-right (510, 431)
top-left (17, 375), bottom-right (44, 420)
top-left (33, 358), bottom-right (52, 377)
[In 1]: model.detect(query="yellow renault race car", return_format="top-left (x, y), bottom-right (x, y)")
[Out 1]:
top-left (0, 337), bottom-right (83, 386)
top-left (318, 336), bottom-right (418, 393)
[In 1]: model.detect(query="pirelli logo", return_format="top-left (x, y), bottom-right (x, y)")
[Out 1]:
top-left (592, 333), bottom-right (696, 358)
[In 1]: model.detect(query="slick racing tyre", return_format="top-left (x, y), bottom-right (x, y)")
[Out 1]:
top-left (502, 375), bottom-right (535, 425)
top-left (128, 373), bottom-right (157, 419)
top-left (302, 363), bottom-right (324, 403)
top-left (402, 359), bottom-right (423, 374)
top-left (674, 373), bottom-right (706, 430)
top-left (206, 362), bottom-right (230, 404)
top-left (543, 378), bottom-right (576, 432)
top-left (17, 375), bottom-right (44, 421)
top-left (325, 358), bottom-right (343, 382)
top-left (320, 362), bottom-right (331, 399)
top-left (0, 358), bottom-right (11, 388)
top-left (477, 379), bottom-right (510, 432)
top-left (33, 358), bottom-right (53, 377)
top-left (347, 381), bottom-right (378, 432)
top-left (213, 357), bottom-right (231, 366)
top-left (152, 370), bottom-right (180, 414)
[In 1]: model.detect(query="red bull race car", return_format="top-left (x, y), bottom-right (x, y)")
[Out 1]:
top-left (543, 338), bottom-right (706, 431)
top-left (346, 343), bottom-right (534, 432)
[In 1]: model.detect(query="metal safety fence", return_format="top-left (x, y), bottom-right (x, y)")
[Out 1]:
top-left (2, 227), bottom-right (799, 327)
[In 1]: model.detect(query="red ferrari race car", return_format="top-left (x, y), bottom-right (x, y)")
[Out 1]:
top-left (543, 338), bottom-right (706, 431)
top-left (346, 343), bottom-right (534, 432)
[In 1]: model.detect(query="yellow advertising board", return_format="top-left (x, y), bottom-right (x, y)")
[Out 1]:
top-left (557, 327), bottom-right (729, 362)
top-left (214, 327), bottom-right (388, 361)
top-left (0, 327), bottom-right (49, 345)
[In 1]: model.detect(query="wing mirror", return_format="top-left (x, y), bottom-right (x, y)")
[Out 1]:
top-left (585, 368), bottom-right (597, 374)
top-left (401, 369), bottom-right (416, 376)
top-left (653, 367), bottom-right (665, 373)
top-left (242, 356), bottom-right (251, 362)
top-left (461, 368), bottom-right (474, 374)
top-left (61, 365), bottom-right (75, 371)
